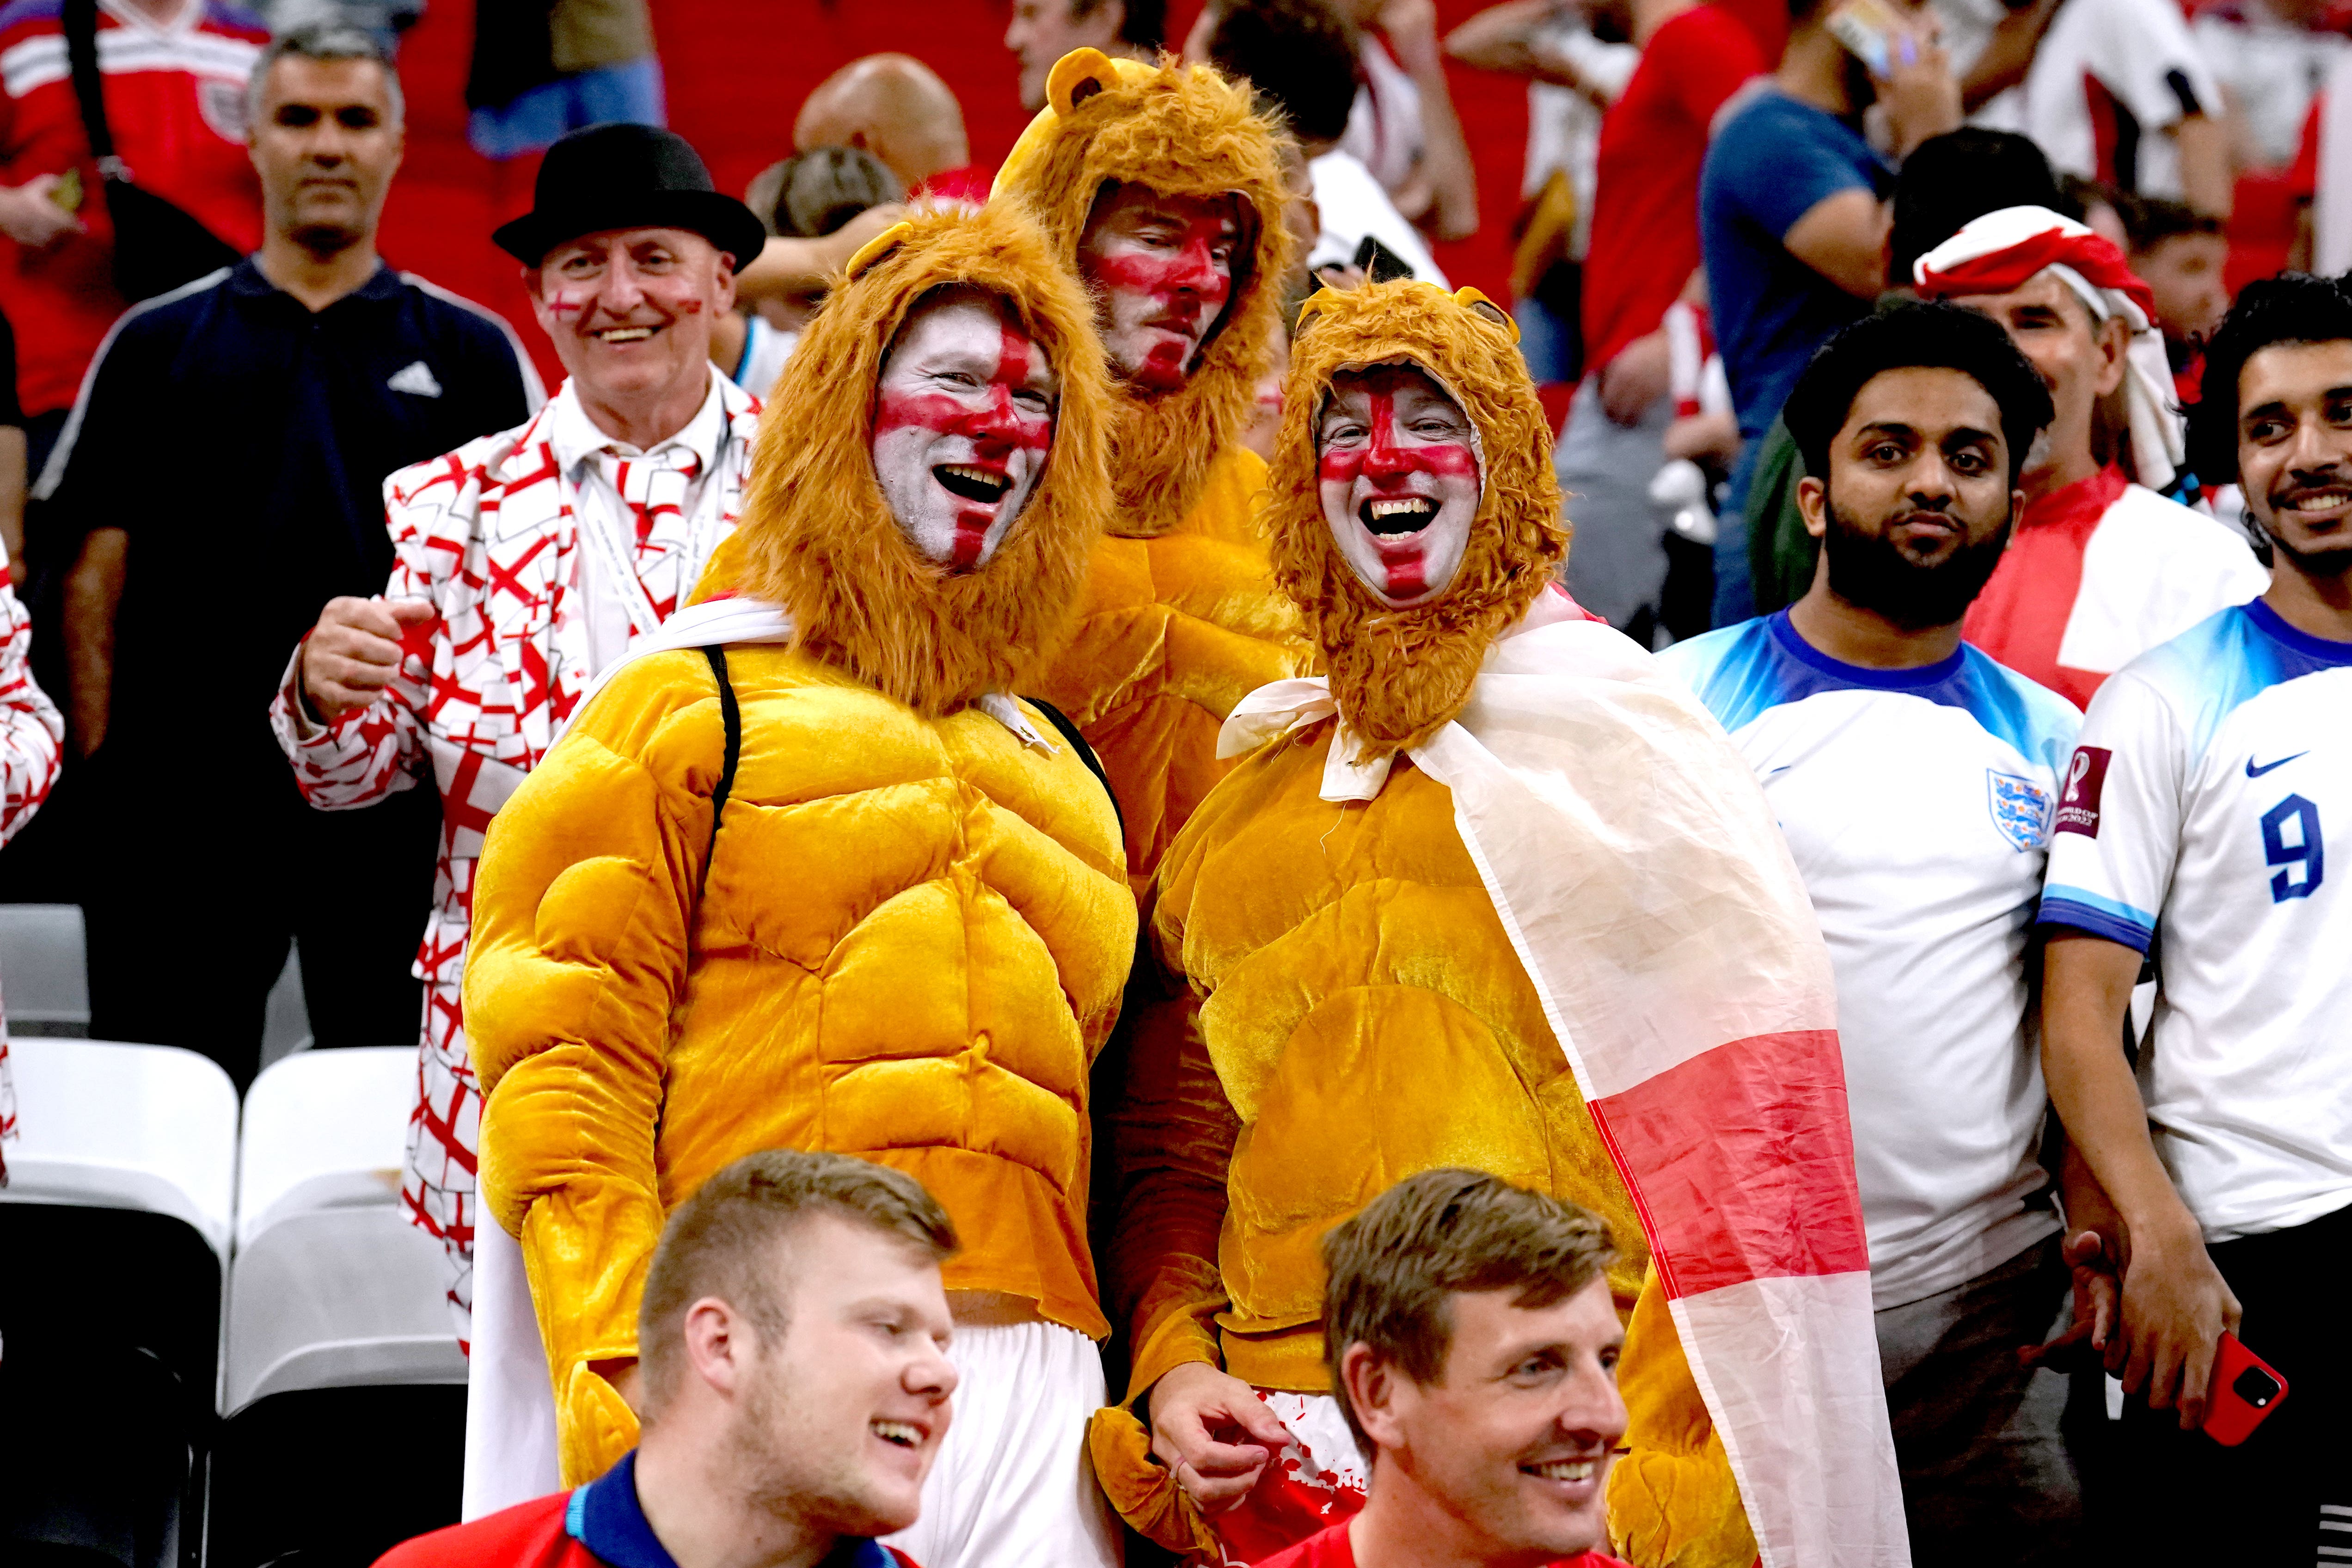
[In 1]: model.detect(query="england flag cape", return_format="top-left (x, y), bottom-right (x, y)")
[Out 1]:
top-left (1220, 589), bottom-right (1910, 1568)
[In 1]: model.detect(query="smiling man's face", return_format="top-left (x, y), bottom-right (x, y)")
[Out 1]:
top-left (1372, 1278), bottom-right (1628, 1563)
top-left (249, 54), bottom-right (403, 256)
top-left (532, 227), bottom-right (735, 409)
top-left (2236, 339), bottom-right (2352, 576)
top-left (870, 289), bottom-right (1057, 572)
top-left (1317, 362), bottom-right (1482, 609)
top-left (726, 1215), bottom-right (957, 1537)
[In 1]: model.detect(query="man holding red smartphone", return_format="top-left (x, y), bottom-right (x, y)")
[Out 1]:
top-left (2038, 272), bottom-right (2352, 1561)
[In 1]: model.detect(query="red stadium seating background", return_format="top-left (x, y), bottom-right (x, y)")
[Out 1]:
top-left (377, 0), bottom-right (1528, 391)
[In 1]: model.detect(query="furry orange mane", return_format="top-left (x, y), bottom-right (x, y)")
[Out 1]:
top-left (708, 204), bottom-right (1115, 717)
top-left (1267, 282), bottom-right (1570, 754)
top-left (992, 51), bottom-right (1297, 539)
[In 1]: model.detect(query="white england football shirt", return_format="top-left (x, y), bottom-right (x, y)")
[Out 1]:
top-left (2040, 598), bottom-right (2352, 1241)
top-left (1664, 612), bottom-right (2080, 1308)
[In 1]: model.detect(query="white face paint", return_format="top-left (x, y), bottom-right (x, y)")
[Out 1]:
top-left (1075, 184), bottom-right (1241, 394)
top-left (1316, 364), bottom-right (1482, 608)
top-left (871, 293), bottom-right (1057, 572)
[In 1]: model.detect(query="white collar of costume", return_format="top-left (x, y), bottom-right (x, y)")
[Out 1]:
top-left (555, 593), bottom-right (1055, 754)
top-left (1219, 583), bottom-right (1905, 1568)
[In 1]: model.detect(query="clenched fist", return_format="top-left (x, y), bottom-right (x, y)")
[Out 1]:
top-left (300, 595), bottom-right (435, 724)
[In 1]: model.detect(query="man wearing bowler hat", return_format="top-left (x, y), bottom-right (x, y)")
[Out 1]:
top-left (268, 123), bottom-right (770, 1447)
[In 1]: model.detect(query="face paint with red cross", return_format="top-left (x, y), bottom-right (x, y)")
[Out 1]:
top-left (1078, 184), bottom-right (1242, 394)
top-left (1316, 362), bottom-right (1482, 608)
top-left (872, 291), bottom-right (1058, 572)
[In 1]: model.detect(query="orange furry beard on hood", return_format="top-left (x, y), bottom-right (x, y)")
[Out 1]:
top-left (717, 207), bottom-right (1115, 717)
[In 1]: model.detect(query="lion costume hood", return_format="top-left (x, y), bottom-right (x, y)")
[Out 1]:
top-left (992, 49), bottom-right (1295, 539)
top-left (1267, 280), bottom-right (1568, 755)
top-left (695, 202), bottom-right (1114, 717)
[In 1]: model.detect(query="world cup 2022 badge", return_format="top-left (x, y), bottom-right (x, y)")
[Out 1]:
top-left (1988, 768), bottom-right (2056, 852)
top-left (2053, 746), bottom-right (2114, 839)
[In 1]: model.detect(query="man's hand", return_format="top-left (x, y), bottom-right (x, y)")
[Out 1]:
top-left (2116, 1212), bottom-right (2241, 1430)
top-left (2020, 1228), bottom-right (2122, 1373)
top-left (1877, 31), bottom-right (1962, 159)
top-left (300, 595), bottom-right (434, 724)
top-left (1147, 1361), bottom-right (1295, 1514)
top-left (0, 175), bottom-right (84, 249)
top-left (1599, 330), bottom-right (1671, 426)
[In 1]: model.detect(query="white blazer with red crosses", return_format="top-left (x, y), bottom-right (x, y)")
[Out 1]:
top-left (267, 374), bottom-right (762, 992)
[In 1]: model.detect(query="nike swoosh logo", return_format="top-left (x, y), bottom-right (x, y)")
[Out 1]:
top-left (2247, 752), bottom-right (2309, 778)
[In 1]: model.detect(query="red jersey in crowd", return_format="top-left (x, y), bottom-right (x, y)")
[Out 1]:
top-left (0, 0), bottom-right (266, 416)
top-left (1961, 463), bottom-right (2272, 709)
top-left (1253, 1521), bottom-right (1635, 1568)
top-left (1580, 2), bottom-right (1764, 376)
top-left (374, 1452), bottom-right (924, 1568)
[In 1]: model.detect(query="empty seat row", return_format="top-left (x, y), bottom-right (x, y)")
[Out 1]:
top-left (0, 1038), bottom-right (463, 1567)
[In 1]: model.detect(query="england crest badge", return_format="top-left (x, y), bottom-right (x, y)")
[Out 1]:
top-left (1987, 769), bottom-right (2052, 852)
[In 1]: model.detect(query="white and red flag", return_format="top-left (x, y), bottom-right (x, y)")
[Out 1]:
top-left (1223, 588), bottom-right (1909, 1568)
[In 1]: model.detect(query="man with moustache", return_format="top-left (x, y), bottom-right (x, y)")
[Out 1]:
top-left (42, 24), bottom-right (536, 1086)
top-left (268, 120), bottom-right (761, 1358)
top-left (374, 1150), bottom-right (954, 1568)
top-left (1664, 303), bottom-right (2092, 1563)
top-left (1912, 205), bottom-right (2270, 708)
top-left (1254, 1171), bottom-right (1635, 1568)
top-left (2037, 272), bottom-right (2352, 1562)
top-left (1102, 280), bottom-right (1904, 1568)
top-left (462, 205), bottom-right (1137, 1567)
top-left (992, 49), bottom-right (1306, 890)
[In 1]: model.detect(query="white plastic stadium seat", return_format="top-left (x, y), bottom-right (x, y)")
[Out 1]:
top-left (236, 1045), bottom-right (412, 1251)
top-left (223, 1207), bottom-right (465, 1414)
top-left (0, 902), bottom-right (90, 1036)
top-left (0, 1037), bottom-right (238, 1258)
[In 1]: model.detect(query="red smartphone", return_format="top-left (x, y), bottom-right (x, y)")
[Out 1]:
top-left (2202, 1332), bottom-right (2288, 1447)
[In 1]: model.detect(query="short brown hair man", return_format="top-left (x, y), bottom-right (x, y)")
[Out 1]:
top-left (1251, 1170), bottom-right (1631, 1568)
top-left (376, 1150), bottom-right (960, 1568)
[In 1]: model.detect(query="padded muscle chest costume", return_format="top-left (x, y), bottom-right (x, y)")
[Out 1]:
top-left (463, 208), bottom-right (1138, 1486)
top-left (993, 51), bottom-right (1310, 888)
top-left (1096, 284), bottom-right (1760, 1568)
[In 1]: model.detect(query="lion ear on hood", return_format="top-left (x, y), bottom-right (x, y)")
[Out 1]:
top-left (1452, 287), bottom-right (1519, 343)
top-left (844, 220), bottom-right (915, 281)
top-left (1048, 48), bottom-right (1119, 114)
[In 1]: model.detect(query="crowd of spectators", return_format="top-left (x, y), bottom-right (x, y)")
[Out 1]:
top-left (0, 0), bottom-right (2346, 1565)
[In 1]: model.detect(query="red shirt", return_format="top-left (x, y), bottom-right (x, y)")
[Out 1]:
top-left (374, 1456), bottom-right (922, 1568)
top-left (1961, 464), bottom-right (2129, 710)
top-left (1253, 1522), bottom-right (1635, 1568)
top-left (1580, 4), bottom-right (1764, 375)
top-left (0, 0), bottom-right (266, 415)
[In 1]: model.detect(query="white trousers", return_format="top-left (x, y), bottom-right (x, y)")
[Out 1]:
top-left (885, 1297), bottom-right (1122, 1568)
top-left (462, 1219), bottom-right (559, 1519)
top-left (461, 1245), bottom-right (1120, 1568)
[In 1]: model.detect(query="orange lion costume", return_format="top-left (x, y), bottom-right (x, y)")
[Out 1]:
top-left (992, 49), bottom-right (1309, 889)
top-left (1095, 282), bottom-right (1908, 1568)
top-left (464, 205), bottom-right (1139, 1565)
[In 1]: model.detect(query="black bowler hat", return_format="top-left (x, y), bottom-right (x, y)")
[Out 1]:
top-left (493, 123), bottom-right (768, 268)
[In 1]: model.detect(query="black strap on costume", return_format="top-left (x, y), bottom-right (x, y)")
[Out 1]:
top-left (700, 646), bottom-right (741, 896)
top-left (1023, 696), bottom-right (1122, 837)
top-left (60, 0), bottom-right (114, 165)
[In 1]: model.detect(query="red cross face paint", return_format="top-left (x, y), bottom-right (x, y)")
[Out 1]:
top-left (1317, 363), bottom-right (1482, 608)
top-left (872, 291), bottom-right (1057, 573)
top-left (533, 227), bottom-right (731, 408)
top-left (1077, 184), bottom-right (1241, 394)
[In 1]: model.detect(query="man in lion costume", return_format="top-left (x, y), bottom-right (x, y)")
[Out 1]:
top-left (1097, 281), bottom-right (1909, 1568)
top-left (463, 204), bottom-right (1137, 1566)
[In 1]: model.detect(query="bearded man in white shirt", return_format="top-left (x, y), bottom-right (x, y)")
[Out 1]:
top-left (268, 122), bottom-right (768, 1394)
